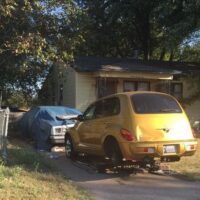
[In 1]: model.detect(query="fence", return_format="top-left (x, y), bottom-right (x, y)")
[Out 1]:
top-left (0, 108), bottom-right (10, 160)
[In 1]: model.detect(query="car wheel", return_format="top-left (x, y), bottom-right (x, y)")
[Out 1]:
top-left (65, 135), bottom-right (76, 160)
top-left (105, 139), bottom-right (122, 166)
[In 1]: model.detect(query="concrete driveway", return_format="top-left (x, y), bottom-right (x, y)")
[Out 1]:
top-left (45, 149), bottom-right (200, 200)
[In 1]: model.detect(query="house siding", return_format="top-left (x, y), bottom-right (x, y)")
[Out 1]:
top-left (182, 78), bottom-right (200, 123)
top-left (75, 73), bottom-right (96, 112)
top-left (185, 101), bottom-right (200, 123)
top-left (62, 67), bottom-right (76, 107)
top-left (117, 79), bottom-right (124, 93)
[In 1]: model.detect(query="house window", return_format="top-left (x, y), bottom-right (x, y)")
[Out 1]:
top-left (124, 81), bottom-right (137, 92)
top-left (124, 81), bottom-right (150, 92)
top-left (97, 79), bottom-right (117, 98)
top-left (137, 82), bottom-right (150, 91)
top-left (171, 83), bottom-right (183, 101)
top-left (155, 82), bottom-right (170, 94)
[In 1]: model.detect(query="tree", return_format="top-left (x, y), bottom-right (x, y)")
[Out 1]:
top-left (0, 0), bottom-right (84, 106)
top-left (77, 0), bottom-right (200, 60)
top-left (177, 41), bottom-right (200, 104)
top-left (0, 1), bottom-right (52, 103)
top-left (154, 0), bottom-right (200, 61)
top-left (179, 42), bottom-right (200, 62)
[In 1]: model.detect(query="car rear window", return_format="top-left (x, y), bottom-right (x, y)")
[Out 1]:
top-left (131, 93), bottom-right (182, 114)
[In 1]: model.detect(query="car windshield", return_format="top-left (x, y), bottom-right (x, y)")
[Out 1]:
top-left (131, 93), bottom-right (182, 114)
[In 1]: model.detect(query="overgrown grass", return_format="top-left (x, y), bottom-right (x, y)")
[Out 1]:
top-left (0, 140), bottom-right (92, 200)
top-left (170, 138), bottom-right (200, 181)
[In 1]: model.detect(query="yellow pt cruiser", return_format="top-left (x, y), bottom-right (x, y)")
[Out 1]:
top-left (65, 91), bottom-right (197, 167)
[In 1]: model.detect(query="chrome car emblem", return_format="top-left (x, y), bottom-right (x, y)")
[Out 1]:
top-left (157, 128), bottom-right (170, 133)
top-left (163, 128), bottom-right (170, 133)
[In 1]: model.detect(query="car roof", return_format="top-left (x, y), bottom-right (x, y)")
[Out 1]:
top-left (97, 91), bottom-right (171, 102)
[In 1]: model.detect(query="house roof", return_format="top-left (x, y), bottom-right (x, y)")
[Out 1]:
top-left (73, 56), bottom-right (200, 75)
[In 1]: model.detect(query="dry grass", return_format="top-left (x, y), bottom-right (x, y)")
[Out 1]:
top-left (0, 140), bottom-right (92, 200)
top-left (169, 138), bottom-right (200, 180)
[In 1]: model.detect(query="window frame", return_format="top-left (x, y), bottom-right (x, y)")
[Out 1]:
top-left (97, 78), bottom-right (118, 98)
top-left (102, 97), bottom-right (120, 117)
top-left (131, 93), bottom-right (182, 114)
top-left (82, 97), bottom-right (121, 120)
top-left (82, 104), bottom-right (96, 121)
top-left (170, 82), bottom-right (183, 101)
top-left (123, 80), bottom-right (150, 92)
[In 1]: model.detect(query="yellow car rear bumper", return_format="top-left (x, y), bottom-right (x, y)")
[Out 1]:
top-left (120, 139), bottom-right (197, 162)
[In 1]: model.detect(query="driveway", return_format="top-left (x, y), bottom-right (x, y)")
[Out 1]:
top-left (44, 148), bottom-right (200, 200)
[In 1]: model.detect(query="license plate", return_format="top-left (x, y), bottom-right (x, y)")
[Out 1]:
top-left (163, 145), bottom-right (177, 154)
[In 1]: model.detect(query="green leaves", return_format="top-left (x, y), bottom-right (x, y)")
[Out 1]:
top-left (79, 0), bottom-right (200, 60)
top-left (0, 0), bottom-right (84, 106)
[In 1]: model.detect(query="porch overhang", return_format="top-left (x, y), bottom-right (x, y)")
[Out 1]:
top-left (93, 71), bottom-right (173, 80)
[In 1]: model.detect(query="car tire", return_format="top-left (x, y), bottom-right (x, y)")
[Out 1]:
top-left (65, 135), bottom-right (77, 160)
top-left (105, 139), bottom-right (122, 166)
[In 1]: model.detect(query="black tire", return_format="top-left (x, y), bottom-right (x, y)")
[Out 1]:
top-left (105, 139), bottom-right (122, 166)
top-left (65, 135), bottom-right (76, 160)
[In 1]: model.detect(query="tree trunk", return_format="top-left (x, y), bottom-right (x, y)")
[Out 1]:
top-left (169, 49), bottom-right (174, 61)
top-left (159, 48), bottom-right (166, 61)
top-left (143, 47), bottom-right (149, 61)
top-left (142, 15), bottom-right (150, 61)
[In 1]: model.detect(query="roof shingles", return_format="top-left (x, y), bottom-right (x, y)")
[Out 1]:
top-left (73, 56), bottom-right (200, 75)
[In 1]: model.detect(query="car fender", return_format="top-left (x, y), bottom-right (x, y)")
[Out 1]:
top-left (101, 122), bottom-right (122, 145)
top-left (65, 128), bottom-right (80, 151)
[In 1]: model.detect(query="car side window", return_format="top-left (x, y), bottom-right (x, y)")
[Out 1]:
top-left (103, 97), bottom-right (120, 117)
top-left (83, 104), bottom-right (96, 120)
top-left (94, 101), bottom-right (104, 118)
top-left (83, 98), bottom-right (120, 120)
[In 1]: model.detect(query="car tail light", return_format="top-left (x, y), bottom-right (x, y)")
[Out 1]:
top-left (120, 129), bottom-right (135, 141)
top-left (192, 128), bottom-right (197, 138)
